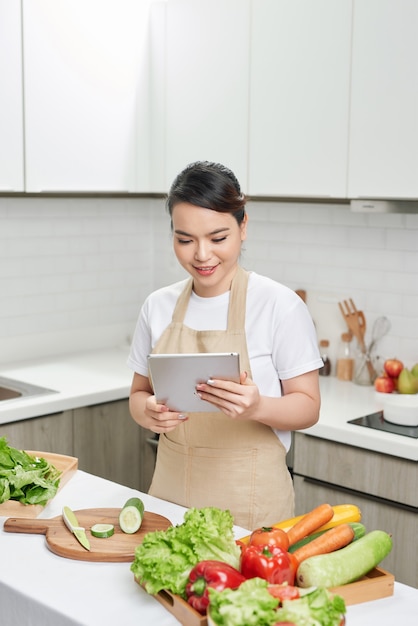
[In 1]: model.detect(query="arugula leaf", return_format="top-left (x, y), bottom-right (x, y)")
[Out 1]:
top-left (0, 436), bottom-right (61, 506)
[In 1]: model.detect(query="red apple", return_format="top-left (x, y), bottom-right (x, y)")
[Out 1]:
top-left (374, 375), bottom-right (395, 393)
top-left (383, 359), bottom-right (404, 379)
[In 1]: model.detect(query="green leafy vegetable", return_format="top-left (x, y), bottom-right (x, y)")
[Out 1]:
top-left (0, 437), bottom-right (61, 506)
top-left (131, 506), bottom-right (241, 596)
top-left (208, 578), bottom-right (279, 626)
top-left (208, 580), bottom-right (346, 626)
top-left (274, 587), bottom-right (346, 626)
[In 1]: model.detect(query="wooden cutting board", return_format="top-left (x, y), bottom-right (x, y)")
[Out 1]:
top-left (4, 507), bottom-right (172, 562)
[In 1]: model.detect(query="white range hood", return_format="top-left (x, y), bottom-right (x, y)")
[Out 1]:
top-left (350, 199), bottom-right (418, 213)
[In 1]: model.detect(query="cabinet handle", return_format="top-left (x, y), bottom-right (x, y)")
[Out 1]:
top-left (146, 436), bottom-right (159, 450)
top-left (295, 474), bottom-right (417, 514)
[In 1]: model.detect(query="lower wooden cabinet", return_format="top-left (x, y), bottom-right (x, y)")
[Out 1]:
top-left (73, 400), bottom-right (142, 490)
top-left (1, 400), bottom-right (157, 495)
top-left (0, 411), bottom-right (73, 456)
top-left (293, 433), bottom-right (418, 588)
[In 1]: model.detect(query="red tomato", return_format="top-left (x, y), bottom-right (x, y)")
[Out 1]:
top-left (383, 359), bottom-right (404, 378)
top-left (268, 584), bottom-right (300, 602)
top-left (374, 375), bottom-right (395, 393)
top-left (249, 526), bottom-right (290, 552)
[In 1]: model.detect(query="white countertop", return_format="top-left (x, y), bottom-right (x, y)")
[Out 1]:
top-left (0, 470), bottom-right (417, 626)
top-left (0, 347), bottom-right (132, 422)
top-left (0, 349), bottom-right (417, 461)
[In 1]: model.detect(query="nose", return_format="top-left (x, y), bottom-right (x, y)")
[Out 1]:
top-left (194, 239), bottom-right (211, 262)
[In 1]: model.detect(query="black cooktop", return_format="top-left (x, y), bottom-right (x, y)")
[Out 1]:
top-left (348, 411), bottom-right (418, 439)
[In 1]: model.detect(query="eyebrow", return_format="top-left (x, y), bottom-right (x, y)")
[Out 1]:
top-left (174, 227), bottom-right (231, 237)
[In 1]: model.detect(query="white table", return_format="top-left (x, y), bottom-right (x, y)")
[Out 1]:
top-left (1, 471), bottom-right (417, 626)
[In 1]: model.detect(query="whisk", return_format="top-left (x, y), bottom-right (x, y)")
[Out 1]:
top-left (355, 316), bottom-right (391, 381)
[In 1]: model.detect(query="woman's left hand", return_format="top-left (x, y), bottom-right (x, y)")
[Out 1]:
top-left (195, 372), bottom-right (260, 419)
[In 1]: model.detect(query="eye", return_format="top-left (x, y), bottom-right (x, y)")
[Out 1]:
top-left (176, 237), bottom-right (192, 245)
top-left (212, 236), bottom-right (227, 243)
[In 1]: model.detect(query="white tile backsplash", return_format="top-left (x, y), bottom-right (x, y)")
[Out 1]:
top-left (0, 196), bottom-right (417, 371)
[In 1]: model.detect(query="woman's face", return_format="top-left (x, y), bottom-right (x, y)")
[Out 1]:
top-left (171, 202), bottom-right (247, 297)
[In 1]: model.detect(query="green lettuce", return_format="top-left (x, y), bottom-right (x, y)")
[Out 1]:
top-left (208, 578), bottom-right (279, 626)
top-left (131, 506), bottom-right (241, 596)
top-left (0, 437), bottom-right (61, 506)
top-left (208, 581), bottom-right (346, 626)
top-left (274, 587), bottom-right (346, 626)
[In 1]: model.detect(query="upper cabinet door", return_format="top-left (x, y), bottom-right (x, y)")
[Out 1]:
top-left (22, 0), bottom-right (152, 192)
top-left (0, 0), bottom-right (24, 191)
top-left (165, 0), bottom-right (250, 191)
top-left (348, 0), bottom-right (418, 199)
top-left (248, 0), bottom-right (352, 198)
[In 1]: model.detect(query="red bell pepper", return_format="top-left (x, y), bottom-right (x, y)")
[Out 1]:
top-left (185, 560), bottom-right (246, 615)
top-left (240, 544), bottom-right (296, 586)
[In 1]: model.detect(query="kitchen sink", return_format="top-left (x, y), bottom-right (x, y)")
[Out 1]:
top-left (0, 376), bottom-right (57, 402)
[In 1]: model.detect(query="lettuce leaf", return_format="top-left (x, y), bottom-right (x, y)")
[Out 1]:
top-left (208, 581), bottom-right (346, 626)
top-left (274, 587), bottom-right (346, 626)
top-left (131, 506), bottom-right (241, 596)
top-left (208, 578), bottom-right (279, 626)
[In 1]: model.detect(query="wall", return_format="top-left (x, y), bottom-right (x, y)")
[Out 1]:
top-left (1, 197), bottom-right (417, 372)
top-left (0, 197), bottom-right (157, 364)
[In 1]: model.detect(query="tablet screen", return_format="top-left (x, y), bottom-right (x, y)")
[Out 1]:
top-left (147, 352), bottom-right (240, 413)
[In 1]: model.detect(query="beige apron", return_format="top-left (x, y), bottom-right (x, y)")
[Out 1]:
top-left (148, 266), bottom-right (294, 529)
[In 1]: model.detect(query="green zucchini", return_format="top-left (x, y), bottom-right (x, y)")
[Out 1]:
top-left (296, 530), bottom-right (392, 588)
top-left (288, 522), bottom-right (366, 553)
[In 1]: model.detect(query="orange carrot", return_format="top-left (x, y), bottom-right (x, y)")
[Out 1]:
top-left (292, 523), bottom-right (355, 565)
top-left (286, 503), bottom-right (334, 547)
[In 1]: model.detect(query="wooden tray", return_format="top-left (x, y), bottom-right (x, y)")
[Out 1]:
top-left (331, 566), bottom-right (394, 606)
top-left (137, 567), bottom-right (394, 626)
top-left (4, 507), bottom-right (172, 562)
top-left (0, 451), bottom-right (78, 518)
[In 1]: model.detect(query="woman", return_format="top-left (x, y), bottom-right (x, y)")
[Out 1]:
top-left (128, 161), bottom-right (322, 529)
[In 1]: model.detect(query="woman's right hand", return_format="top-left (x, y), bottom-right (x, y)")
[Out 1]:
top-left (144, 393), bottom-right (188, 433)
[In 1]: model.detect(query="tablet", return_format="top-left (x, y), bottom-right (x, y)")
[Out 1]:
top-left (147, 352), bottom-right (240, 413)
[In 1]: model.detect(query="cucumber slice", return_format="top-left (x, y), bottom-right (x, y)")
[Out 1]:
top-left (119, 497), bottom-right (145, 534)
top-left (90, 523), bottom-right (115, 538)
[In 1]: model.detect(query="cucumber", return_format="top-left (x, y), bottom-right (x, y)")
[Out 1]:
top-left (296, 530), bottom-right (392, 588)
top-left (119, 497), bottom-right (145, 534)
top-left (91, 523), bottom-right (115, 538)
top-left (288, 522), bottom-right (366, 553)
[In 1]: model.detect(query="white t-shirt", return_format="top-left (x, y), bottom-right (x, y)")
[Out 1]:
top-left (127, 271), bottom-right (323, 450)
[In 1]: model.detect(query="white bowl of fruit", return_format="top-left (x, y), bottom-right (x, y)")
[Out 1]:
top-left (375, 359), bottom-right (418, 427)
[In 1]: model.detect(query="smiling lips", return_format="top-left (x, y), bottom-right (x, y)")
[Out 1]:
top-left (194, 265), bottom-right (217, 276)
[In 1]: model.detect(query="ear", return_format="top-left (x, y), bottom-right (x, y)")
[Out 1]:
top-left (240, 213), bottom-right (248, 241)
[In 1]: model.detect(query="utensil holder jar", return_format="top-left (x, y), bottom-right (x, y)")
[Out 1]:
top-left (353, 348), bottom-right (377, 386)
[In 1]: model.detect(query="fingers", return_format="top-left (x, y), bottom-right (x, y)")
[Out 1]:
top-left (145, 396), bottom-right (188, 432)
top-left (195, 376), bottom-right (258, 417)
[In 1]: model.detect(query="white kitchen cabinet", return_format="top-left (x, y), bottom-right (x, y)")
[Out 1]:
top-left (22, 0), bottom-right (153, 192)
top-left (348, 0), bottom-right (418, 199)
top-left (165, 0), bottom-right (250, 190)
top-left (0, 0), bottom-right (24, 191)
top-left (248, 0), bottom-right (352, 197)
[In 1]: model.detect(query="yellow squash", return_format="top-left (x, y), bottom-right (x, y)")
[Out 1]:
top-left (239, 504), bottom-right (361, 545)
